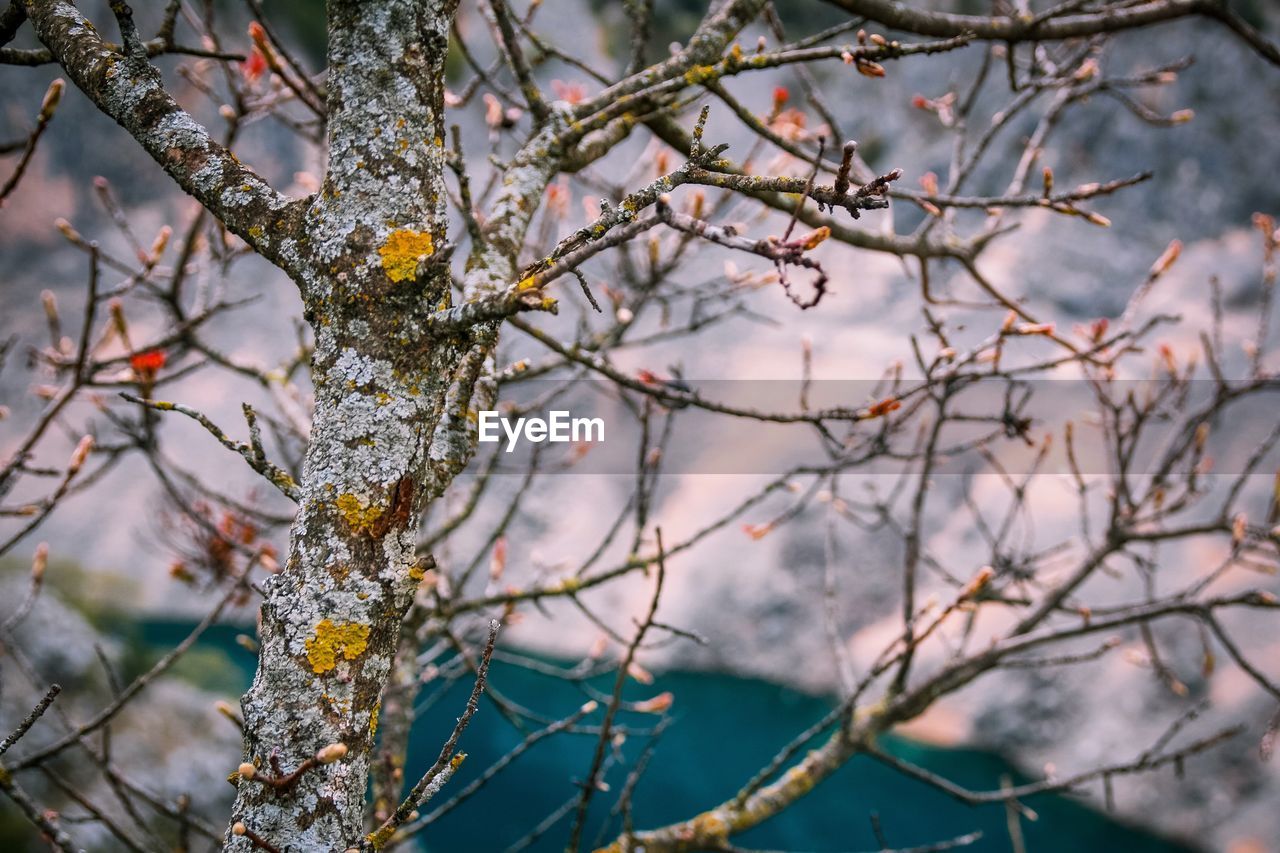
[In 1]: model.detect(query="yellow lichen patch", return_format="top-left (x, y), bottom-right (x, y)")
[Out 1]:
top-left (378, 228), bottom-right (435, 282)
top-left (553, 576), bottom-right (580, 594)
top-left (370, 704), bottom-right (380, 737)
top-left (689, 810), bottom-right (730, 844)
top-left (366, 825), bottom-right (395, 850)
top-left (336, 493), bottom-right (384, 532)
top-left (778, 762), bottom-right (817, 798)
top-left (684, 64), bottom-right (719, 85)
top-left (305, 619), bottom-right (371, 674)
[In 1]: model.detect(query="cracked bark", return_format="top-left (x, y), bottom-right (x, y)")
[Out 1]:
top-left (222, 2), bottom-right (462, 850)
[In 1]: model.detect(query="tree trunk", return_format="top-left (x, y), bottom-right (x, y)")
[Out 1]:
top-left (227, 2), bottom-right (460, 849)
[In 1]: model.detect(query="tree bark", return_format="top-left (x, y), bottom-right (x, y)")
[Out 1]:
top-left (226, 2), bottom-right (461, 849)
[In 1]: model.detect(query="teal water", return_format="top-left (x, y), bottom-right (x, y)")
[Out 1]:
top-left (124, 621), bottom-right (1199, 853)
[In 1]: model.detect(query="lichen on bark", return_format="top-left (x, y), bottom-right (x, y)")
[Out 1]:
top-left (223, 1), bottom-right (465, 849)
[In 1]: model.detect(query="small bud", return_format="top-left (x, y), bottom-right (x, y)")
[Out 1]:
top-left (961, 566), bottom-right (995, 600)
top-left (54, 218), bottom-right (81, 243)
top-left (247, 21), bottom-right (268, 50)
top-left (869, 33), bottom-right (887, 46)
top-left (856, 60), bottom-right (886, 78)
top-left (490, 536), bottom-right (508, 581)
top-left (148, 225), bottom-right (172, 262)
top-left (1232, 513), bottom-right (1247, 545)
top-left (796, 226), bottom-right (830, 250)
top-left (1171, 109), bottom-right (1194, 124)
top-left (232, 823), bottom-right (247, 836)
top-left (68, 435), bottom-right (94, 473)
top-left (689, 189), bottom-right (705, 220)
top-left (627, 662), bottom-right (654, 685)
top-left (316, 742), bottom-right (348, 764)
top-left (1074, 58), bottom-right (1099, 81)
top-left (32, 543), bottom-right (49, 583)
top-left (237, 762), bottom-right (256, 780)
top-left (483, 92), bottom-right (504, 128)
top-left (40, 79), bottom-right (65, 119)
top-left (215, 700), bottom-right (243, 727)
top-left (1148, 239), bottom-right (1182, 280)
top-left (580, 700), bottom-right (599, 714)
top-left (109, 299), bottom-right (128, 339)
top-left (1042, 166), bottom-right (1054, 196)
top-left (866, 397), bottom-right (902, 418)
top-left (219, 104), bottom-right (237, 121)
top-left (633, 691), bottom-right (674, 714)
